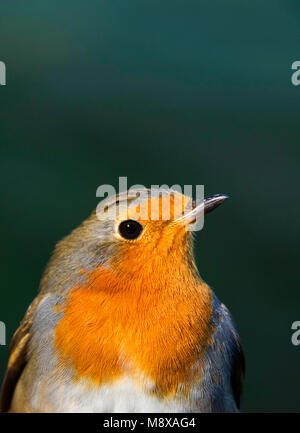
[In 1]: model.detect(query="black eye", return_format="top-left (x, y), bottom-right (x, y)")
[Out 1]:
top-left (118, 219), bottom-right (143, 240)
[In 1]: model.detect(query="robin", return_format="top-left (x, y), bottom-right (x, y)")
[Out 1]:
top-left (0, 188), bottom-right (245, 413)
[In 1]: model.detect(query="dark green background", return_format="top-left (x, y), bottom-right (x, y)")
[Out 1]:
top-left (0, 1), bottom-right (299, 412)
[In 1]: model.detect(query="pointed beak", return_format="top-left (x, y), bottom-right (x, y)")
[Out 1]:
top-left (201, 194), bottom-right (229, 215)
top-left (174, 194), bottom-right (228, 226)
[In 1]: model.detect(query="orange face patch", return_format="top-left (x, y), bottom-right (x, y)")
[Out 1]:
top-left (118, 191), bottom-right (192, 224)
top-left (54, 193), bottom-right (213, 398)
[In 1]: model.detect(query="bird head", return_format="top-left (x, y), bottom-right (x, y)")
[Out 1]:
top-left (40, 188), bottom-right (227, 294)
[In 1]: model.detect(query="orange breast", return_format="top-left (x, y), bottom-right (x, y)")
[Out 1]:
top-left (54, 261), bottom-right (213, 397)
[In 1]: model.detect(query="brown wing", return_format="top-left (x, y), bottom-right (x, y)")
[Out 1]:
top-left (0, 296), bottom-right (43, 413)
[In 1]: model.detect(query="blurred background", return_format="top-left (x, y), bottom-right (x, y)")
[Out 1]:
top-left (0, 0), bottom-right (299, 412)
